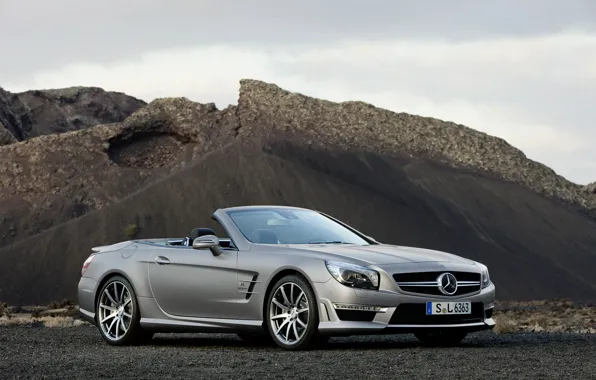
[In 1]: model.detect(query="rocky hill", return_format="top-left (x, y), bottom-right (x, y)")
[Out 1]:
top-left (0, 86), bottom-right (146, 144)
top-left (0, 79), bottom-right (595, 305)
top-left (0, 99), bottom-right (237, 246)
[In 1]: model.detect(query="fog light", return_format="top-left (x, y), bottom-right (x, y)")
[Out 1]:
top-left (332, 303), bottom-right (388, 313)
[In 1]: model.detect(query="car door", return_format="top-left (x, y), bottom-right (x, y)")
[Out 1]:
top-left (148, 244), bottom-right (239, 318)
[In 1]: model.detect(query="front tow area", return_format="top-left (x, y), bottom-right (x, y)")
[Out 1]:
top-left (314, 282), bottom-right (496, 336)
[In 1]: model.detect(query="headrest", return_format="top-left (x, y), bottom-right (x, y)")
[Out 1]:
top-left (190, 228), bottom-right (216, 240)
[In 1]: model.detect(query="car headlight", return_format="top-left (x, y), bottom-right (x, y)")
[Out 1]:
top-left (325, 260), bottom-right (380, 290)
top-left (477, 263), bottom-right (491, 288)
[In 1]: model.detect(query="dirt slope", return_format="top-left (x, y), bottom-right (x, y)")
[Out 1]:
top-left (1, 138), bottom-right (596, 305)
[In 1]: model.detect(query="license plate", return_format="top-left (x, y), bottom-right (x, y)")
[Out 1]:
top-left (426, 301), bottom-right (471, 315)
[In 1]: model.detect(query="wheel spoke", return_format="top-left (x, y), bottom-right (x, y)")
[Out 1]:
top-left (272, 299), bottom-right (286, 310)
top-left (275, 319), bottom-right (290, 335)
top-left (292, 320), bottom-right (300, 341)
top-left (280, 286), bottom-right (291, 307)
top-left (115, 319), bottom-right (120, 340)
top-left (112, 283), bottom-right (119, 304)
top-left (104, 288), bottom-right (117, 306)
top-left (123, 298), bottom-right (132, 307)
top-left (290, 283), bottom-right (294, 305)
top-left (295, 291), bottom-right (304, 305)
top-left (107, 318), bottom-right (117, 334)
top-left (122, 312), bottom-right (132, 319)
top-left (100, 303), bottom-right (116, 312)
top-left (296, 318), bottom-right (307, 328)
top-left (100, 313), bottom-right (116, 324)
top-left (271, 313), bottom-right (289, 320)
top-left (285, 321), bottom-right (291, 341)
top-left (119, 285), bottom-right (126, 304)
top-left (297, 307), bottom-right (308, 314)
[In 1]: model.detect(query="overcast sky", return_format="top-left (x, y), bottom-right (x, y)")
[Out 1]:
top-left (1, 0), bottom-right (594, 184)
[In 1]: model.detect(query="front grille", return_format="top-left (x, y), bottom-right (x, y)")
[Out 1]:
top-left (389, 302), bottom-right (485, 325)
top-left (393, 271), bottom-right (481, 297)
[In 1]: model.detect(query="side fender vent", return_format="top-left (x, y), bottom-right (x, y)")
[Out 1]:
top-left (246, 275), bottom-right (259, 300)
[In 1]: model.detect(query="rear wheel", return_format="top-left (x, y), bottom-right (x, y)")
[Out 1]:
top-left (265, 274), bottom-right (321, 350)
top-left (95, 275), bottom-right (153, 346)
top-left (414, 331), bottom-right (468, 346)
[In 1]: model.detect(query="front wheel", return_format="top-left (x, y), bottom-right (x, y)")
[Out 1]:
top-left (265, 275), bottom-right (321, 350)
top-left (414, 330), bottom-right (468, 346)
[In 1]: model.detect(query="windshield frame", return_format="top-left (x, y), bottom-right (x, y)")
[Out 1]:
top-left (223, 206), bottom-right (376, 246)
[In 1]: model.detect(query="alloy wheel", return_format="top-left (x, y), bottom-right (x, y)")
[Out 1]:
top-left (269, 282), bottom-right (310, 345)
top-left (98, 281), bottom-right (134, 341)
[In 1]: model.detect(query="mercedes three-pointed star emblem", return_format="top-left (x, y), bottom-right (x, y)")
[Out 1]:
top-left (437, 272), bottom-right (458, 295)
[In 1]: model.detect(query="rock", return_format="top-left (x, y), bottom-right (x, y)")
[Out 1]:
top-left (0, 123), bottom-right (17, 145)
top-left (0, 85), bottom-right (146, 144)
top-left (0, 87), bottom-right (26, 142)
top-left (586, 182), bottom-right (596, 195)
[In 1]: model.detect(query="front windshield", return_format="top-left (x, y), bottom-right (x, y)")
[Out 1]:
top-left (226, 208), bottom-right (370, 245)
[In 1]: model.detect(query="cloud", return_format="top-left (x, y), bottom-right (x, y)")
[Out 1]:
top-left (4, 30), bottom-right (595, 184)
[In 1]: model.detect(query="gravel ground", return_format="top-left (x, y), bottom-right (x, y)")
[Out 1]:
top-left (1, 326), bottom-right (595, 379)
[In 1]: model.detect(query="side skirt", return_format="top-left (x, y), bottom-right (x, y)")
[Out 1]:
top-left (139, 317), bottom-right (264, 334)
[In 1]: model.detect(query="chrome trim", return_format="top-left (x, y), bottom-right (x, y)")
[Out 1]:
top-left (397, 281), bottom-right (480, 286)
top-left (397, 281), bottom-right (438, 286)
top-left (332, 303), bottom-right (389, 313)
top-left (387, 320), bottom-right (493, 328)
top-left (167, 239), bottom-right (186, 245)
top-left (317, 318), bottom-right (495, 332)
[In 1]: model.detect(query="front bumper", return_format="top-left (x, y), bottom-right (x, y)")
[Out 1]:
top-left (313, 278), bottom-right (496, 336)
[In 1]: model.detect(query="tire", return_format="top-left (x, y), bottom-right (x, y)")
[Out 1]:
top-left (95, 275), bottom-right (152, 346)
top-left (414, 330), bottom-right (468, 346)
top-left (265, 274), bottom-right (321, 350)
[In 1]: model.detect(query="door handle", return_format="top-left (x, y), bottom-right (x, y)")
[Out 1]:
top-left (154, 256), bottom-right (170, 265)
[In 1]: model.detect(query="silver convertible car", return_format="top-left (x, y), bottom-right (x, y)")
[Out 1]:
top-left (78, 205), bottom-right (495, 350)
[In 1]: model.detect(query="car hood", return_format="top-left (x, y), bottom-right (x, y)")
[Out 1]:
top-left (278, 243), bottom-right (475, 266)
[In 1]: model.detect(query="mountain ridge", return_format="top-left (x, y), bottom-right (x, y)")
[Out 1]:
top-left (0, 78), bottom-right (595, 305)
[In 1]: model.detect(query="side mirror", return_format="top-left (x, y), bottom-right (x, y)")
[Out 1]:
top-left (192, 235), bottom-right (223, 256)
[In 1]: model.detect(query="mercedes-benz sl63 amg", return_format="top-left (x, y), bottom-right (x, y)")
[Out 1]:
top-left (78, 205), bottom-right (495, 350)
